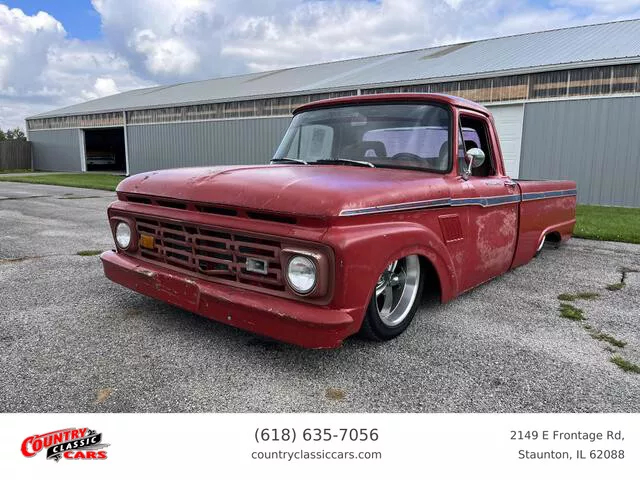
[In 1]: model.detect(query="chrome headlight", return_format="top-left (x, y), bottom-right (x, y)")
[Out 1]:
top-left (115, 221), bottom-right (132, 249)
top-left (286, 255), bottom-right (317, 294)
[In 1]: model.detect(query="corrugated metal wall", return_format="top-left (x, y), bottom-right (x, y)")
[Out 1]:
top-left (126, 117), bottom-right (292, 174)
top-left (520, 97), bottom-right (640, 207)
top-left (29, 129), bottom-right (82, 172)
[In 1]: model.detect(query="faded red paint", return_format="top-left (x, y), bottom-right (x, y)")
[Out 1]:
top-left (101, 94), bottom-right (576, 348)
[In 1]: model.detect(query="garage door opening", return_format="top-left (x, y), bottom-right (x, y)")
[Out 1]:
top-left (83, 127), bottom-right (126, 173)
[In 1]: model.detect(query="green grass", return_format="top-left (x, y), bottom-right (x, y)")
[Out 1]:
top-left (590, 332), bottom-right (627, 348)
top-left (606, 283), bottom-right (625, 291)
top-left (557, 292), bottom-right (600, 301)
top-left (0, 173), bottom-right (123, 191)
top-left (0, 168), bottom-right (32, 173)
top-left (559, 303), bottom-right (585, 321)
top-left (610, 355), bottom-right (640, 373)
top-left (76, 250), bottom-right (103, 256)
top-left (575, 205), bottom-right (640, 244)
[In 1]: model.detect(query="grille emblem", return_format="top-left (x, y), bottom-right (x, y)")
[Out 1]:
top-left (245, 257), bottom-right (268, 275)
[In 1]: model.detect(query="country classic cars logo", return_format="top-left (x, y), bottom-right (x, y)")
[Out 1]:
top-left (21, 428), bottom-right (109, 461)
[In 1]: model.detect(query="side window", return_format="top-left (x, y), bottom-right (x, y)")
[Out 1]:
top-left (460, 116), bottom-right (495, 177)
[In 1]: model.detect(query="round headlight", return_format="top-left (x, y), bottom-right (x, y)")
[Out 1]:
top-left (286, 255), bottom-right (317, 294)
top-left (115, 221), bottom-right (132, 249)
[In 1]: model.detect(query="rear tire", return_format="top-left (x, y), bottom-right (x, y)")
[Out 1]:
top-left (360, 255), bottom-right (425, 341)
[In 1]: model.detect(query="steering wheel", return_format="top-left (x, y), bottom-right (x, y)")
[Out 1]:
top-left (390, 152), bottom-right (423, 163)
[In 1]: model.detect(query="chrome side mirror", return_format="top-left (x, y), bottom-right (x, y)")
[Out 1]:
top-left (462, 148), bottom-right (486, 180)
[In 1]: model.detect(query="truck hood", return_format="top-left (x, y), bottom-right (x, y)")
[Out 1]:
top-left (117, 165), bottom-right (451, 218)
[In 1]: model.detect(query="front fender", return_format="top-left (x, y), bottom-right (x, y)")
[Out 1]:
top-left (323, 221), bottom-right (458, 327)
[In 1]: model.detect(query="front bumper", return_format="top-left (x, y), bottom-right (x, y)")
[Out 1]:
top-left (100, 250), bottom-right (357, 348)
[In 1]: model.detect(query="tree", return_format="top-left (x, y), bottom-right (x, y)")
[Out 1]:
top-left (5, 127), bottom-right (26, 140)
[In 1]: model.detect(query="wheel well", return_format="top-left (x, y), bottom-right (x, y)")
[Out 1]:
top-left (545, 231), bottom-right (562, 244)
top-left (418, 255), bottom-right (441, 303)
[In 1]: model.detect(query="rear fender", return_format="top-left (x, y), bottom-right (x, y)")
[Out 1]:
top-left (539, 219), bottom-right (576, 245)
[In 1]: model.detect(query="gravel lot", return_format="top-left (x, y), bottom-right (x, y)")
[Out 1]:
top-left (1, 182), bottom-right (639, 413)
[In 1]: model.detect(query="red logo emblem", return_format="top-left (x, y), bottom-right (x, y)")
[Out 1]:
top-left (21, 428), bottom-right (109, 461)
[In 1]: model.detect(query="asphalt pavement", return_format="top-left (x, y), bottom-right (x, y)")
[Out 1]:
top-left (1, 182), bottom-right (639, 412)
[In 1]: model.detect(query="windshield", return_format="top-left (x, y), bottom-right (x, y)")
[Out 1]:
top-left (274, 103), bottom-right (452, 171)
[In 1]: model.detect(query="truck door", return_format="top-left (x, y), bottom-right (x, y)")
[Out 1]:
top-left (455, 111), bottom-right (520, 291)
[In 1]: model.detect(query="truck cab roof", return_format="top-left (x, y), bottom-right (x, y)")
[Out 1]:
top-left (293, 93), bottom-right (491, 116)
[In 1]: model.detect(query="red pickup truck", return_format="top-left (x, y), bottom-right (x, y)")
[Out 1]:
top-left (101, 94), bottom-right (576, 348)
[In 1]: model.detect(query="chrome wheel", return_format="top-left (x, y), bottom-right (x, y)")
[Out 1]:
top-left (375, 255), bottom-right (421, 327)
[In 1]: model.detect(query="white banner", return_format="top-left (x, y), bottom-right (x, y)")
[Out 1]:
top-left (1, 414), bottom-right (637, 478)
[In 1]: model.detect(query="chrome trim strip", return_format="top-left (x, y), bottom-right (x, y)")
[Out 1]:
top-left (339, 198), bottom-right (451, 216)
top-left (339, 189), bottom-right (576, 216)
top-left (450, 194), bottom-right (521, 207)
top-left (521, 189), bottom-right (577, 201)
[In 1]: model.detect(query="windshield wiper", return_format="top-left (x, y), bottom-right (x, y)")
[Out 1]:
top-left (270, 157), bottom-right (308, 165)
top-left (311, 158), bottom-right (376, 168)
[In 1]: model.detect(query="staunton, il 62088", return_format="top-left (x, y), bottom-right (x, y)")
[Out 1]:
top-left (101, 94), bottom-right (576, 348)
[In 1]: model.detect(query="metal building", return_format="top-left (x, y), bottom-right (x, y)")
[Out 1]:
top-left (26, 20), bottom-right (640, 206)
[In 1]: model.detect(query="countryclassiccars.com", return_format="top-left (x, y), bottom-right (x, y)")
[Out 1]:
top-left (100, 94), bottom-right (577, 348)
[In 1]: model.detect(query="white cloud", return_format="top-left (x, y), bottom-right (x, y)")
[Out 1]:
top-left (1, 0), bottom-right (640, 130)
top-left (129, 29), bottom-right (200, 75)
top-left (444, 0), bottom-right (465, 8)
top-left (92, 0), bottom-right (227, 78)
top-left (0, 5), bottom-right (152, 129)
top-left (218, 0), bottom-right (584, 71)
top-left (0, 5), bottom-right (65, 92)
top-left (80, 77), bottom-right (120, 100)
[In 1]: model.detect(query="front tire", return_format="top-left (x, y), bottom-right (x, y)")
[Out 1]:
top-left (360, 254), bottom-right (425, 341)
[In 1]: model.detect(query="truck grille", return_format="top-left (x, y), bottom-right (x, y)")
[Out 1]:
top-left (133, 216), bottom-right (284, 290)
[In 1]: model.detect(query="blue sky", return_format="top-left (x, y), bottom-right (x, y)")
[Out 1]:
top-left (6, 0), bottom-right (101, 39)
top-left (1, 0), bottom-right (639, 129)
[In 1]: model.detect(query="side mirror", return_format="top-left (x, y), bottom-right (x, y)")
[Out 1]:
top-left (462, 148), bottom-right (486, 180)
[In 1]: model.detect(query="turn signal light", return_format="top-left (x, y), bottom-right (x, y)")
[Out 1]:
top-left (139, 233), bottom-right (155, 249)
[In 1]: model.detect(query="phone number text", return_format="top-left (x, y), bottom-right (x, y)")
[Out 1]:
top-left (254, 428), bottom-right (379, 444)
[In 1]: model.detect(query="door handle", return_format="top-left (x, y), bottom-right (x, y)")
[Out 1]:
top-left (504, 180), bottom-right (517, 188)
